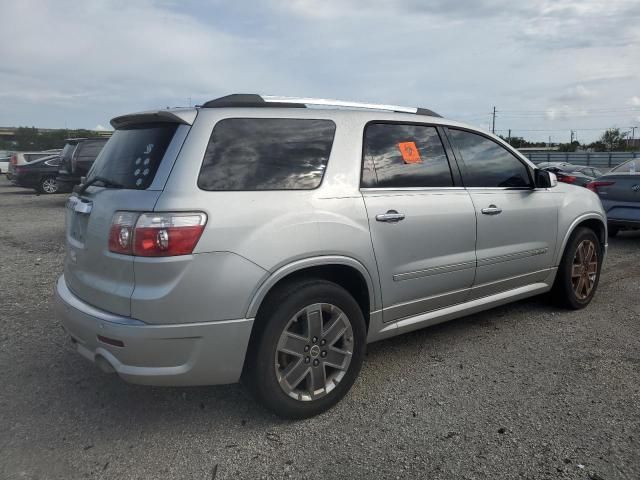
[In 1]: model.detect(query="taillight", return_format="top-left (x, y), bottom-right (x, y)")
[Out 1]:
top-left (10, 155), bottom-right (17, 165)
top-left (557, 174), bottom-right (577, 184)
top-left (108, 211), bottom-right (137, 254)
top-left (586, 180), bottom-right (615, 193)
top-left (108, 211), bottom-right (207, 257)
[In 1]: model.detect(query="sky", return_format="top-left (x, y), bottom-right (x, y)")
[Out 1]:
top-left (0, 0), bottom-right (639, 143)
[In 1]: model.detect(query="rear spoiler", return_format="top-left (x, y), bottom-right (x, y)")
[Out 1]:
top-left (110, 109), bottom-right (197, 129)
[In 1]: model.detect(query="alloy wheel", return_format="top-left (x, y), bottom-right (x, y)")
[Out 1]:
top-left (42, 178), bottom-right (58, 194)
top-left (275, 303), bottom-right (354, 401)
top-left (571, 239), bottom-right (598, 300)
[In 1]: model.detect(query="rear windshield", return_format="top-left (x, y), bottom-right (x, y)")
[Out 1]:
top-left (198, 118), bottom-right (336, 191)
top-left (611, 159), bottom-right (638, 174)
top-left (60, 143), bottom-right (77, 161)
top-left (75, 139), bottom-right (107, 162)
top-left (87, 123), bottom-right (178, 189)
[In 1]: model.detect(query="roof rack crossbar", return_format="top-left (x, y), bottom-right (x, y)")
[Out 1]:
top-left (201, 94), bottom-right (441, 117)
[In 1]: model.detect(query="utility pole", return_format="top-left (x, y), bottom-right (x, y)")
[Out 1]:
top-left (491, 106), bottom-right (496, 134)
top-left (630, 126), bottom-right (637, 149)
top-left (548, 136), bottom-right (552, 147)
top-left (507, 129), bottom-right (511, 145)
top-left (570, 130), bottom-right (575, 143)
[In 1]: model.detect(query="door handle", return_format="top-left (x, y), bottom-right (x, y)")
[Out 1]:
top-left (481, 205), bottom-right (502, 215)
top-left (376, 210), bottom-right (405, 223)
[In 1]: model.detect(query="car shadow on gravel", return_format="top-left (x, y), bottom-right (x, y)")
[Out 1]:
top-left (47, 295), bottom-right (556, 430)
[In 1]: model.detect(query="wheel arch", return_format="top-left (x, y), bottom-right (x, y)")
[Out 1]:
top-left (556, 213), bottom-right (607, 265)
top-left (245, 256), bottom-right (379, 330)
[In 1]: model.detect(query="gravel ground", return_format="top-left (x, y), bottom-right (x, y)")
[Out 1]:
top-left (1, 176), bottom-right (639, 480)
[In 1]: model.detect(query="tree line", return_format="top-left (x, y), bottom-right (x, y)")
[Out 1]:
top-left (0, 127), bottom-right (110, 151)
top-left (500, 128), bottom-right (637, 152)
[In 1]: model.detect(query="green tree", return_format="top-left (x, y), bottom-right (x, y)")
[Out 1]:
top-left (591, 128), bottom-right (628, 151)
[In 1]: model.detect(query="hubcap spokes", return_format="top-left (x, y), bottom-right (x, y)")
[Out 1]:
top-left (571, 240), bottom-right (598, 300)
top-left (43, 179), bottom-right (56, 193)
top-left (275, 303), bottom-right (353, 401)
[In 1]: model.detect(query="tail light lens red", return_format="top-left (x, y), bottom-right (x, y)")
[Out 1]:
top-left (10, 155), bottom-right (17, 165)
top-left (586, 181), bottom-right (615, 193)
top-left (108, 211), bottom-right (207, 257)
top-left (557, 174), bottom-right (577, 184)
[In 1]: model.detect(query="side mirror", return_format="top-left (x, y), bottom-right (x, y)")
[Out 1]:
top-left (534, 169), bottom-right (557, 188)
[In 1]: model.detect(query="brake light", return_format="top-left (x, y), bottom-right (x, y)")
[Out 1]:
top-left (108, 212), bottom-right (207, 257)
top-left (557, 174), bottom-right (577, 184)
top-left (586, 181), bottom-right (615, 193)
top-left (10, 155), bottom-right (17, 165)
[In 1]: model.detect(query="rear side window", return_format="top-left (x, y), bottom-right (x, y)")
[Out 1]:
top-left (198, 118), bottom-right (335, 191)
top-left (362, 123), bottom-right (453, 188)
top-left (448, 129), bottom-right (532, 188)
top-left (87, 123), bottom-right (178, 189)
top-left (25, 153), bottom-right (49, 162)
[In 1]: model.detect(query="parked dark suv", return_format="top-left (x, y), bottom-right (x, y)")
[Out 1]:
top-left (57, 137), bottom-right (108, 191)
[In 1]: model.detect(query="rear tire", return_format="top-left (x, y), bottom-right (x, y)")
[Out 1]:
top-left (551, 227), bottom-right (602, 309)
top-left (38, 176), bottom-right (59, 194)
top-left (243, 279), bottom-right (366, 419)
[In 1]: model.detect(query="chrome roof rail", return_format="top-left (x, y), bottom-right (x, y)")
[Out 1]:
top-left (201, 94), bottom-right (441, 117)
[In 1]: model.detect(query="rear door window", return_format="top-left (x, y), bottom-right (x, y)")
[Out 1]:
top-left (448, 129), bottom-right (532, 188)
top-left (362, 123), bottom-right (453, 188)
top-left (87, 123), bottom-right (178, 189)
top-left (198, 118), bottom-right (336, 191)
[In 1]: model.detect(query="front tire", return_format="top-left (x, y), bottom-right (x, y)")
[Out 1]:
top-left (244, 279), bottom-right (366, 419)
top-left (551, 227), bottom-right (602, 309)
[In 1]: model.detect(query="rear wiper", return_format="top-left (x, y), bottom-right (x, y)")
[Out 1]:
top-left (77, 176), bottom-right (124, 194)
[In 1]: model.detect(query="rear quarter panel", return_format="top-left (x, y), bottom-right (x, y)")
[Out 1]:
top-left (553, 183), bottom-right (607, 265)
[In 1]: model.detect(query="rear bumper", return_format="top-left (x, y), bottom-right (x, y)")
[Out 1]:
top-left (54, 275), bottom-right (254, 386)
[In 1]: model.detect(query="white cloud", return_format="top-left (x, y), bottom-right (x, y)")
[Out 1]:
top-left (94, 124), bottom-right (109, 131)
top-left (0, 0), bottom-right (638, 142)
top-left (631, 96), bottom-right (640, 106)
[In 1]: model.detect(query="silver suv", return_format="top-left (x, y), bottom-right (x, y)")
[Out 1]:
top-left (55, 94), bottom-right (607, 418)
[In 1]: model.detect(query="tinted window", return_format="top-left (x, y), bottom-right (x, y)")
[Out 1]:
top-left (60, 143), bottom-right (77, 162)
top-left (449, 129), bottom-right (531, 188)
top-left (44, 156), bottom-right (61, 167)
top-left (76, 140), bottom-right (106, 161)
top-left (198, 118), bottom-right (335, 191)
top-left (362, 123), bottom-right (453, 188)
top-left (87, 123), bottom-right (178, 189)
top-left (25, 153), bottom-right (50, 162)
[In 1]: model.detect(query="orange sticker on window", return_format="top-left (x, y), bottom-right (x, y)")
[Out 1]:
top-left (397, 141), bottom-right (421, 164)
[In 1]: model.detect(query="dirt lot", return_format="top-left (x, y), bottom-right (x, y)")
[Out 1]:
top-left (1, 176), bottom-right (639, 480)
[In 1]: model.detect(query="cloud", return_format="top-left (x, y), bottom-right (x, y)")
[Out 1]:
top-left (555, 84), bottom-right (596, 102)
top-left (631, 96), bottom-right (640, 106)
top-left (0, 0), bottom-right (638, 143)
top-left (94, 124), bottom-right (109, 131)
